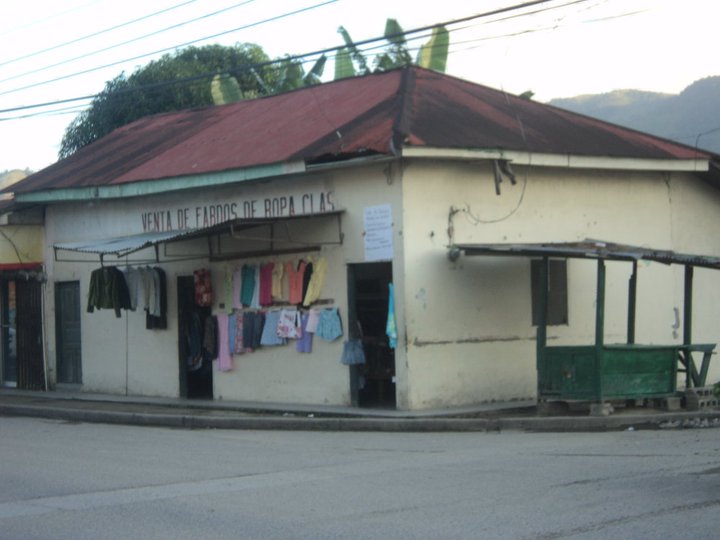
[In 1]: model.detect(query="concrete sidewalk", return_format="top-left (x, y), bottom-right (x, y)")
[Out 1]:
top-left (1, 389), bottom-right (719, 432)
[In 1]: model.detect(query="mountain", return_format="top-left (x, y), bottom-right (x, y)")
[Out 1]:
top-left (548, 76), bottom-right (720, 154)
top-left (0, 169), bottom-right (31, 190)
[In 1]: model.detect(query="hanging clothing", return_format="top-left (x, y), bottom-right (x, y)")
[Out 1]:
top-left (242, 312), bottom-right (264, 351)
top-left (186, 312), bottom-right (203, 372)
top-left (193, 268), bottom-right (213, 307)
top-left (301, 262), bottom-right (313, 305)
top-left (215, 313), bottom-right (232, 371)
top-left (87, 266), bottom-right (131, 318)
top-left (260, 311), bottom-right (286, 346)
top-left (227, 313), bottom-right (237, 354)
top-left (240, 265), bottom-right (256, 306)
top-left (296, 313), bottom-right (313, 353)
top-left (224, 268), bottom-right (234, 313)
top-left (151, 267), bottom-right (162, 317)
top-left (232, 267), bottom-right (243, 310)
top-left (305, 308), bottom-right (321, 333)
top-left (139, 267), bottom-right (155, 313)
top-left (276, 309), bottom-right (301, 339)
top-left (386, 282), bottom-right (397, 349)
top-left (233, 312), bottom-right (246, 354)
top-left (120, 266), bottom-right (141, 311)
top-left (259, 262), bottom-right (274, 306)
top-left (302, 257), bottom-right (327, 306)
top-left (146, 267), bottom-right (167, 330)
top-left (286, 260), bottom-right (307, 305)
top-left (316, 308), bottom-right (343, 342)
top-left (271, 262), bottom-right (285, 300)
top-left (203, 315), bottom-right (218, 360)
top-left (250, 265), bottom-right (261, 309)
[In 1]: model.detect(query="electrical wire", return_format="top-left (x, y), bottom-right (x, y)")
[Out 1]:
top-left (0, 0), bottom-right (106, 38)
top-left (0, 0), bottom-right (259, 85)
top-left (1, 0), bottom-right (596, 114)
top-left (0, 0), bottom-right (340, 98)
top-left (0, 0), bottom-right (200, 69)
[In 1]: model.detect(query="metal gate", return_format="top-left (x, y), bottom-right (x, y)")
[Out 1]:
top-left (15, 278), bottom-right (44, 390)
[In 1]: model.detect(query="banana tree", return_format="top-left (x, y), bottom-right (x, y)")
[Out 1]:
top-left (334, 18), bottom-right (449, 79)
top-left (211, 55), bottom-right (327, 105)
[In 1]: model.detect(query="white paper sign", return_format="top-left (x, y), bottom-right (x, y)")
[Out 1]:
top-left (364, 204), bottom-right (393, 261)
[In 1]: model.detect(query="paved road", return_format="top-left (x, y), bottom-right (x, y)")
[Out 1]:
top-left (1, 416), bottom-right (718, 539)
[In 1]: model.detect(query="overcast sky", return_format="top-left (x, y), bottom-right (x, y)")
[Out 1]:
top-left (1, 0), bottom-right (717, 172)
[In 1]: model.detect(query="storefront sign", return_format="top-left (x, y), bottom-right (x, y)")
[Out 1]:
top-left (140, 190), bottom-right (335, 233)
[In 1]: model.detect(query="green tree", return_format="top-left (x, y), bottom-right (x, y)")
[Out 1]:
top-left (59, 43), bottom-right (274, 158)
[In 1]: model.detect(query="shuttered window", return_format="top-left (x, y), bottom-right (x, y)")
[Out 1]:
top-left (531, 259), bottom-right (568, 326)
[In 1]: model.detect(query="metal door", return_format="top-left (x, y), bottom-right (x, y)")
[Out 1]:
top-left (16, 278), bottom-right (44, 390)
top-left (55, 281), bottom-right (82, 384)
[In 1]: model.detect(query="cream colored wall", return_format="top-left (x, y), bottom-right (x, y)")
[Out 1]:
top-left (42, 158), bottom-right (719, 409)
top-left (400, 160), bottom-right (720, 409)
top-left (42, 164), bottom-right (404, 405)
top-left (0, 225), bottom-right (43, 264)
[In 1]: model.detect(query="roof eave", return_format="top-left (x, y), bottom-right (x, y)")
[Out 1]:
top-left (13, 160), bottom-right (307, 204)
top-left (403, 147), bottom-right (711, 172)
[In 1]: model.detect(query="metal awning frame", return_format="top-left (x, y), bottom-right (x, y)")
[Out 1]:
top-left (451, 239), bottom-right (719, 393)
top-left (53, 210), bottom-right (345, 264)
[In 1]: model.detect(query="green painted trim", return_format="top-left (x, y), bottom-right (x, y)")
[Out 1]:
top-left (15, 161), bottom-right (306, 204)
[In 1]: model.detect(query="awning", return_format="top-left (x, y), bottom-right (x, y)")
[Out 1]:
top-left (53, 210), bottom-right (345, 262)
top-left (54, 229), bottom-right (202, 258)
top-left (451, 239), bottom-right (720, 270)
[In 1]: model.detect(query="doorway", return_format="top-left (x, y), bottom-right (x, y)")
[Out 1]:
top-left (347, 262), bottom-right (395, 408)
top-left (1, 279), bottom-right (17, 386)
top-left (2, 276), bottom-right (44, 389)
top-left (56, 281), bottom-right (82, 384)
top-left (177, 276), bottom-right (213, 399)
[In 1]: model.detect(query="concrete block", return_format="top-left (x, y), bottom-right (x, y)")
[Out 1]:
top-left (589, 402), bottom-right (614, 417)
top-left (662, 396), bottom-right (682, 412)
top-left (685, 387), bottom-right (720, 411)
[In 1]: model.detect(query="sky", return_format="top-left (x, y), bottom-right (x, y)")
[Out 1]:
top-left (0, 0), bottom-right (717, 173)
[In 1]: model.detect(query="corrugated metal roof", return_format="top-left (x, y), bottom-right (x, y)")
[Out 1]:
top-left (53, 229), bottom-right (200, 257)
top-left (453, 240), bottom-right (720, 270)
top-left (12, 67), bottom-right (716, 195)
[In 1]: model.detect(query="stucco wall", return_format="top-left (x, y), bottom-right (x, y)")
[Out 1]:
top-left (400, 160), bottom-right (720, 409)
top-left (40, 157), bottom-right (720, 410)
top-left (43, 164), bottom-right (405, 405)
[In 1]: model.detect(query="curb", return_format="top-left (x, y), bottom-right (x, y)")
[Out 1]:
top-left (3, 402), bottom-right (720, 432)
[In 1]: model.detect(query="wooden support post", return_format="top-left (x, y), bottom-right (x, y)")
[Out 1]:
top-left (595, 259), bottom-right (606, 404)
top-left (627, 260), bottom-right (637, 345)
top-left (536, 257), bottom-right (549, 397)
top-left (683, 264), bottom-right (694, 388)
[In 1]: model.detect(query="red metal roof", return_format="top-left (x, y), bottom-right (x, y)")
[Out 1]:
top-left (12, 67), bottom-right (714, 194)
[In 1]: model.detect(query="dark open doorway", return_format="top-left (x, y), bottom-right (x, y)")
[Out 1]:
top-left (347, 262), bottom-right (395, 408)
top-left (55, 281), bottom-right (82, 385)
top-left (177, 276), bottom-right (213, 399)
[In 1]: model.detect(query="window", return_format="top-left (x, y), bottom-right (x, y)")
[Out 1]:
top-left (531, 259), bottom-right (568, 326)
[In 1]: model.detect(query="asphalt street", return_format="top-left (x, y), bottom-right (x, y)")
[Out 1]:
top-left (1, 416), bottom-right (719, 539)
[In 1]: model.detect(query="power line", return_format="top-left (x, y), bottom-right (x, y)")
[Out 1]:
top-left (0, 0), bottom-right (200, 69)
top-left (0, 0), bottom-right (106, 38)
top-left (0, 0), bottom-right (340, 98)
top-left (0, 0), bottom-right (259, 85)
top-left (0, 0), bottom-right (597, 116)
